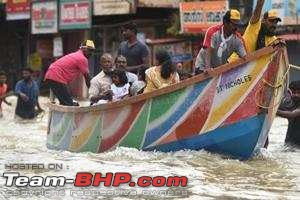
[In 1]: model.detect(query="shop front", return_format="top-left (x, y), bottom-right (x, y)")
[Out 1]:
top-left (0, 0), bottom-right (30, 89)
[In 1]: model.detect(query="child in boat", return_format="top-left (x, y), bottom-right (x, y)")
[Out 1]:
top-left (95, 69), bottom-right (129, 104)
top-left (111, 69), bottom-right (130, 100)
top-left (0, 71), bottom-right (12, 118)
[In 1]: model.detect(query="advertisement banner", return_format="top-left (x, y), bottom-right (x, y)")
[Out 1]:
top-left (31, 1), bottom-right (58, 34)
top-left (59, 0), bottom-right (91, 30)
top-left (93, 0), bottom-right (136, 16)
top-left (180, 1), bottom-right (228, 33)
top-left (253, 0), bottom-right (299, 25)
top-left (6, 0), bottom-right (30, 20)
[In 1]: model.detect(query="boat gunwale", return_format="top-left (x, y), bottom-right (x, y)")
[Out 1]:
top-left (47, 45), bottom-right (281, 113)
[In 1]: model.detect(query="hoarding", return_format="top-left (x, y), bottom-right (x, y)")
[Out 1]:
top-left (6, 0), bottom-right (30, 20)
top-left (93, 0), bottom-right (136, 16)
top-left (180, 1), bottom-right (228, 33)
top-left (253, 0), bottom-right (299, 25)
top-left (31, 1), bottom-right (58, 34)
top-left (59, 0), bottom-right (91, 30)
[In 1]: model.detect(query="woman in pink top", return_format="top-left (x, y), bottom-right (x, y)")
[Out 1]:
top-left (45, 40), bottom-right (95, 106)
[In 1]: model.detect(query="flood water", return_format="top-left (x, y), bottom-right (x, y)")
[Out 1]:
top-left (0, 97), bottom-right (299, 200)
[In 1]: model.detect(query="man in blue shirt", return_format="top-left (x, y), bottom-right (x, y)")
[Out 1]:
top-left (15, 68), bottom-right (39, 119)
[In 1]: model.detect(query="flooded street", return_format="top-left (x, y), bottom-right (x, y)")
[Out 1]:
top-left (0, 96), bottom-right (299, 200)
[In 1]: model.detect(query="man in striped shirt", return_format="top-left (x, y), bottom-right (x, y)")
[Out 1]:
top-left (195, 9), bottom-right (247, 75)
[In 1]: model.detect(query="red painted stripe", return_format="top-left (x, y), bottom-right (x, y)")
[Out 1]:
top-left (102, 107), bottom-right (124, 130)
top-left (158, 79), bottom-right (218, 145)
top-left (99, 101), bottom-right (145, 152)
top-left (74, 113), bottom-right (85, 129)
top-left (222, 51), bottom-right (281, 126)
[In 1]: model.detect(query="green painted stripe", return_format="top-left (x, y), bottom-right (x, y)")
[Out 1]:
top-left (148, 88), bottom-right (186, 123)
top-left (48, 113), bottom-right (73, 146)
top-left (119, 101), bottom-right (151, 148)
top-left (78, 117), bottom-right (102, 153)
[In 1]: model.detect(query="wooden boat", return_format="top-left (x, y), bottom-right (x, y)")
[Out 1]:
top-left (47, 44), bottom-right (289, 159)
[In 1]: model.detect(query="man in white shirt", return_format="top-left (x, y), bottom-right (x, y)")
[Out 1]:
top-left (89, 53), bottom-right (114, 104)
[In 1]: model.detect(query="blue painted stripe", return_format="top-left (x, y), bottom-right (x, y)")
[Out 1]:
top-left (144, 114), bottom-right (266, 159)
top-left (47, 112), bottom-right (74, 151)
top-left (143, 79), bottom-right (211, 148)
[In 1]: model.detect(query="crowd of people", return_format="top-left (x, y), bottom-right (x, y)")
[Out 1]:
top-left (44, 22), bottom-right (180, 107)
top-left (0, 0), bottom-right (299, 146)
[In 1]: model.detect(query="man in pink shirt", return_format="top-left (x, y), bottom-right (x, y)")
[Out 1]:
top-left (45, 40), bottom-right (95, 106)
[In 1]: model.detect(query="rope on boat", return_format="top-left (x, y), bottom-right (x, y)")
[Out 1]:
top-left (289, 64), bottom-right (300, 71)
top-left (255, 62), bottom-right (290, 109)
top-left (36, 111), bottom-right (45, 122)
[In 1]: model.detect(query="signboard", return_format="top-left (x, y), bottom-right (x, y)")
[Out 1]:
top-left (180, 1), bottom-right (228, 33)
top-left (253, 0), bottom-right (299, 25)
top-left (53, 37), bottom-right (63, 57)
top-left (138, 0), bottom-right (180, 8)
top-left (59, 0), bottom-right (91, 30)
top-left (148, 39), bottom-right (192, 65)
top-left (6, 0), bottom-right (30, 20)
top-left (93, 0), bottom-right (136, 16)
top-left (31, 1), bottom-right (58, 34)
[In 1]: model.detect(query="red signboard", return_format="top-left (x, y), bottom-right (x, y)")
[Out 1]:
top-left (6, 0), bottom-right (30, 13)
top-left (60, 0), bottom-right (91, 30)
top-left (31, 1), bottom-right (58, 34)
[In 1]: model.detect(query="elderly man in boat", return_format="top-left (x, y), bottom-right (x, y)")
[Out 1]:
top-left (89, 53), bottom-right (115, 105)
top-left (194, 9), bottom-right (247, 75)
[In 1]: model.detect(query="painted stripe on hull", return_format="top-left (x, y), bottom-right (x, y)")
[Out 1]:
top-left (158, 78), bottom-right (219, 145)
top-left (143, 80), bottom-right (210, 148)
top-left (119, 101), bottom-right (151, 149)
top-left (79, 117), bottom-right (102, 153)
top-left (100, 101), bottom-right (145, 152)
top-left (47, 112), bottom-right (74, 150)
top-left (148, 89), bottom-right (187, 124)
top-left (144, 114), bottom-right (266, 159)
top-left (202, 55), bottom-right (271, 132)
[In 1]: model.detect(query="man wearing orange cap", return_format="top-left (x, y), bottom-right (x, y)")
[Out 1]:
top-left (195, 9), bottom-right (247, 74)
top-left (45, 40), bottom-right (95, 106)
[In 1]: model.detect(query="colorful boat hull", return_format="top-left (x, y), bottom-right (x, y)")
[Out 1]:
top-left (47, 46), bottom-right (289, 159)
